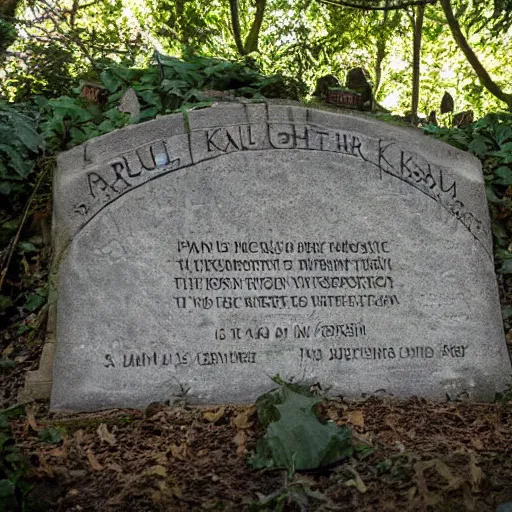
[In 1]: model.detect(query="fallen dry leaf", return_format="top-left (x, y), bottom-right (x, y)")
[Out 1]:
top-left (26, 408), bottom-right (40, 433)
top-left (471, 437), bottom-right (484, 451)
top-left (2, 344), bottom-right (13, 358)
top-left (36, 456), bottom-right (55, 478)
top-left (74, 429), bottom-right (85, 445)
top-left (469, 452), bottom-right (484, 491)
top-left (97, 423), bottom-right (116, 446)
top-left (434, 460), bottom-right (463, 490)
top-left (144, 465), bottom-right (167, 478)
top-left (346, 410), bottom-right (365, 429)
top-left (46, 445), bottom-right (67, 459)
top-left (233, 430), bottom-right (247, 457)
top-left (169, 443), bottom-right (188, 460)
top-left (108, 463), bottom-right (123, 473)
top-left (203, 407), bottom-right (225, 423)
top-left (87, 449), bottom-right (103, 471)
top-left (232, 407), bottom-right (255, 429)
top-left (152, 480), bottom-right (183, 505)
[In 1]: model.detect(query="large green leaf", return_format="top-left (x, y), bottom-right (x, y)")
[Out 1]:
top-left (468, 135), bottom-right (489, 157)
top-left (494, 166), bottom-right (512, 185)
top-left (250, 385), bottom-right (353, 471)
top-left (492, 141), bottom-right (512, 163)
top-left (501, 258), bottom-right (512, 274)
top-left (48, 97), bottom-right (93, 123)
top-left (10, 112), bottom-right (42, 152)
top-left (23, 293), bottom-right (46, 312)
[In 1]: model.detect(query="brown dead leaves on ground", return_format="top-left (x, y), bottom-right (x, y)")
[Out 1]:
top-left (8, 398), bottom-right (512, 511)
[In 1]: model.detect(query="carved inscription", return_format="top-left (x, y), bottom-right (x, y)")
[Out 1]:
top-left (71, 112), bottom-right (489, 253)
top-left (173, 239), bottom-right (398, 311)
top-left (99, 234), bottom-right (472, 371)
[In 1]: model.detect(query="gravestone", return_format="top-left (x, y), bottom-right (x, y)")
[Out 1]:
top-left (47, 102), bottom-right (510, 411)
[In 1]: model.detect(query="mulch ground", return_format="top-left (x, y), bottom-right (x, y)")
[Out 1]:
top-left (4, 395), bottom-right (512, 511)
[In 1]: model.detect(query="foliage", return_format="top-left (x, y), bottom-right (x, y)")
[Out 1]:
top-left (424, 113), bottom-right (512, 276)
top-left (0, 101), bottom-right (44, 197)
top-left (2, 0), bottom-right (512, 116)
top-left (0, 405), bottom-right (40, 512)
top-left (2, 0), bottom-right (149, 101)
top-left (39, 426), bottom-right (65, 444)
top-left (250, 379), bottom-right (354, 473)
top-left (39, 54), bottom-right (302, 152)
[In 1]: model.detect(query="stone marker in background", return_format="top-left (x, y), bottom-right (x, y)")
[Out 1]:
top-left (46, 102), bottom-right (510, 411)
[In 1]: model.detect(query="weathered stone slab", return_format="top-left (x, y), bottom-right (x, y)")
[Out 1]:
top-left (50, 102), bottom-right (511, 411)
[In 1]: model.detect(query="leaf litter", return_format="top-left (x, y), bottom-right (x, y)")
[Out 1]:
top-left (3, 395), bottom-right (512, 511)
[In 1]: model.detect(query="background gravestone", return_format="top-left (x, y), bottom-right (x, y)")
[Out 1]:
top-left (49, 102), bottom-right (511, 411)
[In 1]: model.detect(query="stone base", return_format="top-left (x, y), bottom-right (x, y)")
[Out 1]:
top-left (18, 305), bottom-right (56, 402)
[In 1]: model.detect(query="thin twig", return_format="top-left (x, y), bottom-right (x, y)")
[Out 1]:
top-left (0, 167), bottom-right (50, 294)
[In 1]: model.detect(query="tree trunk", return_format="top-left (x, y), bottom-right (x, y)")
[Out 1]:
top-left (440, 0), bottom-right (512, 110)
top-left (228, 0), bottom-right (267, 55)
top-left (374, 4), bottom-right (390, 102)
top-left (411, 3), bottom-right (424, 121)
top-left (245, 0), bottom-right (266, 54)
top-left (228, 0), bottom-right (247, 55)
top-left (0, 0), bottom-right (22, 61)
top-left (374, 40), bottom-right (385, 98)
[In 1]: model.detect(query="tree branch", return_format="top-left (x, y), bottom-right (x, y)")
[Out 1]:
top-left (317, 0), bottom-right (435, 11)
top-left (440, 0), bottom-right (512, 109)
top-left (411, 3), bottom-right (425, 119)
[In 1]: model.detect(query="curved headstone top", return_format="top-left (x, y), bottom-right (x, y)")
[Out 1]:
top-left (50, 101), bottom-right (510, 411)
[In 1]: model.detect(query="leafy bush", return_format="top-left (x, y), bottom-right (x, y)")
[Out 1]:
top-left (0, 102), bottom-right (44, 198)
top-left (40, 54), bottom-right (302, 152)
top-left (0, 405), bottom-right (39, 511)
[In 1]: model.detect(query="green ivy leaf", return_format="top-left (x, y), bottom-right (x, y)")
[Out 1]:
top-left (0, 295), bottom-right (12, 311)
top-left (16, 324), bottom-right (31, 336)
top-left (250, 385), bottom-right (354, 471)
top-left (39, 426), bottom-right (66, 444)
top-left (13, 117), bottom-right (42, 153)
top-left (48, 97), bottom-right (93, 123)
top-left (18, 241), bottom-right (38, 253)
top-left (0, 359), bottom-right (16, 372)
top-left (495, 124), bottom-right (512, 145)
top-left (486, 185), bottom-right (505, 204)
top-left (100, 70), bottom-right (124, 93)
top-left (23, 293), bottom-right (45, 312)
top-left (501, 259), bottom-right (512, 274)
top-left (494, 166), bottom-right (512, 185)
top-left (492, 141), bottom-right (512, 162)
top-left (467, 135), bottom-right (489, 156)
